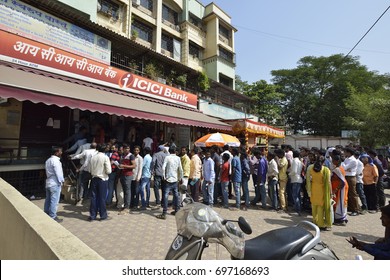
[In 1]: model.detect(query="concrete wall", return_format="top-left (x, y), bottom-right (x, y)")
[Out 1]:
top-left (0, 178), bottom-right (103, 260)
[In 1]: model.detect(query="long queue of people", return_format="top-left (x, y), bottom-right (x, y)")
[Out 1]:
top-left (63, 139), bottom-right (388, 228)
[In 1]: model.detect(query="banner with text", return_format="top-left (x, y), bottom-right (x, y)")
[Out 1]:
top-left (0, 0), bottom-right (111, 64)
top-left (0, 30), bottom-right (198, 108)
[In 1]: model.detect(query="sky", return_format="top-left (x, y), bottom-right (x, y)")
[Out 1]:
top-left (200, 0), bottom-right (390, 84)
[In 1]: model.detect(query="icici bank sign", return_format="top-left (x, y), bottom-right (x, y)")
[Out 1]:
top-left (0, 30), bottom-right (198, 108)
top-left (120, 73), bottom-right (190, 104)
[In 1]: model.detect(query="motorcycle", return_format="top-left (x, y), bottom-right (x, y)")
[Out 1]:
top-left (165, 186), bottom-right (339, 260)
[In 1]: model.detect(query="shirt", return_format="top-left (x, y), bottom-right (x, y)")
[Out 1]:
top-left (90, 152), bottom-right (111, 181)
top-left (220, 161), bottom-right (230, 183)
top-left (231, 155), bottom-right (242, 183)
top-left (202, 157), bottom-right (215, 183)
top-left (363, 164), bottom-right (379, 185)
top-left (249, 155), bottom-right (259, 175)
top-left (267, 159), bottom-right (279, 181)
top-left (181, 154), bottom-right (191, 177)
top-left (241, 157), bottom-right (250, 179)
top-left (133, 154), bottom-right (143, 181)
top-left (257, 156), bottom-right (268, 184)
top-left (71, 148), bottom-right (97, 173)
top-left (72, 143), bottom-right (91, 163)
top-left (162, 154), bottom-right (183, 183)
top-left (342, 155), bottom-right (357, 176)
top-left (211, 152), bottom-right (221, 181)
top-left (289, 157), bottom-right (303, 183)
top-left (143, 137), bottom-right (153, 149)
top-left (120, 152), bottom-right (135, 177)
top-left (66, 138), bottom-right (87, 153)
top-left (277, 156), bottom-right (288, 181)
top-left (356, 159), bottom-right (364, 184)
top-left (189, 154), bottom-right (202, 179)
top-left (142, 154), bottom-right (152, 179)
top-left (152, 150), bottom-right (168, 177)
top-left (108, 151), bottom-right (120, 172)
top-left (45, 155), bottom-right (64, 187)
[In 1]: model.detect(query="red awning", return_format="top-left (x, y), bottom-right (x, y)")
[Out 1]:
top-left (0, 65), bottom-right (231, 131)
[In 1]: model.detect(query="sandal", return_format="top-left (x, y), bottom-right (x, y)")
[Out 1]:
top-left (156, 214), bottom-right (166, 220)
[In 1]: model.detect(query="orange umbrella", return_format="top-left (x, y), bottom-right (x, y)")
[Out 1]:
top-left (194, 132), bottom-right (241, 147)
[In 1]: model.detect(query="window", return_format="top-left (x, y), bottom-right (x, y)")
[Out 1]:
top-left (161, 34), bottom-right (173, 52)
top-left (189, 42), bottom-right (201, 59)
top-left (98, 0), bottom-right (120, 20)
top-left (132, 20), bottom-right (153, 43)
top-left (219, 74), bottom-right (233, 88)
top-left (219, 24), bottom-right (230, 39)
top-left (162, 4), bottom-right (178, 25)
top-left (189, 14), bottom-right (201, 28)
top-left (219, 46), bottom-right (234, 63)
top-left (140, 0), bottom-right (153, 11)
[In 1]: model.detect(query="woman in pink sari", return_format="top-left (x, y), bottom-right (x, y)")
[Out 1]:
top-left (331, 155), bottom-right (349, 225)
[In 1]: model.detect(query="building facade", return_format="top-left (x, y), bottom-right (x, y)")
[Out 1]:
top-left (0, 0), bottom-right (248, 196)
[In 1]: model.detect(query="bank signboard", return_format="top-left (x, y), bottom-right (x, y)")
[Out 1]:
top-left (0, 30), bottom-right (198, 108)
top-left (0, 0), bottom-right (111, 64)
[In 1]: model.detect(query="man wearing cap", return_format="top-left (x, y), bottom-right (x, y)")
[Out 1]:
top-left (152, 145), bottom-right (168, 207)
top-left (342, 147), bottom-right (360, 216)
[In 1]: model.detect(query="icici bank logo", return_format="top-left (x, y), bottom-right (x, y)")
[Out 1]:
top-left (118, 72), bottom-right (134, 89)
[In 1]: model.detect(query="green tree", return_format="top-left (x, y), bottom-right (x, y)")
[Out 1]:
top-left (271, 54), bottom-right (386, 136)
top-left (240, 79), bottom-right (284, 125)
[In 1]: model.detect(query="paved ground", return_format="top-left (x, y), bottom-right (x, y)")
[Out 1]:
top-left (32, 185), bottom-right (390, 260)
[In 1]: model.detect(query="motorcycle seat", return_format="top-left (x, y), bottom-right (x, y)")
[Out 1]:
top-left (242, 226), bottom-right (313, 260)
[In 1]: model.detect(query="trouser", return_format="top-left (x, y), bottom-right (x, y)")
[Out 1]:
top-left (278, 179), bottom-right (288, 210)
top-left (202, 180), bottom-right (215, 206)
top-left (130, 180), bottom-right (139, 208)
top-left (241, 177), bottom-right (250, 207)
top-left (120, 175), bottom-right (133, 209)
top-left (291, 182), bottom-right (302, 214)
top-left (78, 171), bottom-right (92, 200)
top-left (356, 182), bottom-right (368, 210)
top-left (153, 175), bottom-right (164, 205)
top-left (346, 176), bottom-right (360, 212)
top-left (364, 184), bottom-right (378, 211)
top-left (139, 177), bottom-right (151, 207)
top-left (213, 181), bottom-right (221, 205)
top-left (90, 177), bottom-right (108, 219)
top-left (44, 184), bottom-right (61, 219)
top-left (376, 177), bottom-right (386, 208)
top-left (163, 182), bottom-right (180, 214)
top-left (268, 179), bottom-right (278, 210)
top-left (221, 181), bottom-right (229, 207)
top-left (106, 171), bottom-right (117, 205)
top-left (189, 178), bottom-right (200, 202)
top-left (233, 182), bottom-right (241, 208)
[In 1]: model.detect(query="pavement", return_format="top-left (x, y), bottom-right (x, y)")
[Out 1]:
top-left (32, 185), bottom-right (390, 260)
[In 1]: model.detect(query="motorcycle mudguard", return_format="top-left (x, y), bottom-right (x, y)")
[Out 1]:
top-left (165, 234), bottom-right (206, 260)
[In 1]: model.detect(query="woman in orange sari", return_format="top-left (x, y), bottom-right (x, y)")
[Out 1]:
top-left (331, 155), bottom-right (349, 226)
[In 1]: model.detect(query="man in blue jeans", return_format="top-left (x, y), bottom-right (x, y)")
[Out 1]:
top-left (44, 147), bottom-right (64, 223)
top-left (157, 146), bottom-right (183, 219)
top-left (230, 148), bottom-right (242, 211)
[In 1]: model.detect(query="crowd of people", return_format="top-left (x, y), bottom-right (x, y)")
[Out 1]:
top-left (44, 131), bottom-right (390, 258)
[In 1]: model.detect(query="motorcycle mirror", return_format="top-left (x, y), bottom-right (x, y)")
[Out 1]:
top-left (238, 217), bottom-right (252, 235)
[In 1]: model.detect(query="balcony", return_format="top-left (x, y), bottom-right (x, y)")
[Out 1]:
top-left (160, 48), bottom-right (173, 58)
top-left (162, 18), bottom-right (180, 32)
top-left (218, 34), bottom-right (231, 47)
top-left (132, 0), bottom-right (153, 17)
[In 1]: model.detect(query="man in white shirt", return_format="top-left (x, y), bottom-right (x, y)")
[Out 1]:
top-left (157, 146), bottom-right (183, 219)
top-left (71, 142), bottom-right (97, 204)
top-left (88, 144), bottom-right (112, 221)
top-left (142, 134), bottom-right (154, 151)
top-left (342, 147), bottom-right (361, 216)
top-left (354, 150), bottom-right (368, 212)
top-left (130, 145), bottom-right (143, 210)
top-left (267, 152), bottom-right (279, 210)
top-left (288, 150), bottom-right (303, 215)
top-left (202, 150), bottom-right (216, 207)
top-left (44, 147), bottom-right (64, 222)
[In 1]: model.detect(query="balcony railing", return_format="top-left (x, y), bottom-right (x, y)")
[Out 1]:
top-left (162, 18), bottom-right (180, 32)
top-left (218, 34), bottom-right (230, 46)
